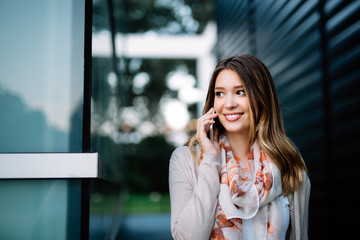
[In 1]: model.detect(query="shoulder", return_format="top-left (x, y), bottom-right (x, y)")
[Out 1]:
top-left (169, 145), bottom-right (199, 186)
top-left (169, 145), bottom-right (197, 171)
top-left (170, 145), bottom-right (192, 161)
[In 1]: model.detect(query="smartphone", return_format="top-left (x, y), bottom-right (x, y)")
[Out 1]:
top-left (210, 108), bottom-right (215, 142)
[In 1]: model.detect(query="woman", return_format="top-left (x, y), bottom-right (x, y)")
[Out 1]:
top-left (169, 54), bottom-right (310, 240)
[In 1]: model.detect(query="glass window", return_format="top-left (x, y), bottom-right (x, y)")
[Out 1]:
top-left (0, 0), bottom-right (84, 152)
top-left (0, 179), bottom-right (81, 240)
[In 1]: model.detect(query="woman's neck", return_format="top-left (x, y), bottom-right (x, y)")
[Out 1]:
top-left (225, 132), bottom-right (250, 159)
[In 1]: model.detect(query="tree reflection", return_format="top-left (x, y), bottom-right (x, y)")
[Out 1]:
top-left (93, 0), bottom-right (214, 34)
top-left (91, 58), bottom-right (199, 191)
top-left (0, 85), bottom-right (68, 152)
top-left (91, 0), bottom-right (214, 213)
top-left (124, 135), bottom-right (174, 193)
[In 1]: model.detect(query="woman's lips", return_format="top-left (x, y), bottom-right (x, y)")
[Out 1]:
top-left (223, 113), bottom-right (244, 122)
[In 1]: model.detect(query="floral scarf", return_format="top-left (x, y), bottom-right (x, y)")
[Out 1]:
top-left (211, 135), bottom-right (285, 240)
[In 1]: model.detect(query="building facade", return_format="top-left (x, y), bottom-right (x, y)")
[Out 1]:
top-left (215, 0), bottom-right (360, 238)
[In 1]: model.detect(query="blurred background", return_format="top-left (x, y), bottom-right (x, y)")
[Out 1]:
top-left (0, 0), bottom-right (359, 239)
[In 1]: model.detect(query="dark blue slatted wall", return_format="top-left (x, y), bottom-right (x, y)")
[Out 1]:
top-left (325, 0), bottom-right (360, 231)
top-left (215, 0), bottom-right (360, 238)
top-left (216, 0), bottom-right (253, 56)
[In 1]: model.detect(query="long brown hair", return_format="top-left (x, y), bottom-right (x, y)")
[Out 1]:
top-left (187, 54), bottom-right (307, 195)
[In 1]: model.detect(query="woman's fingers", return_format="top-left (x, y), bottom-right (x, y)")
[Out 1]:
top-left (196, 108), bottom-right (219, 154)
top-left (196, 109), bottom-right (216, 136)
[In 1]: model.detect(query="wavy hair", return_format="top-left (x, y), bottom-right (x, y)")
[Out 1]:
top-left (186, 54), bottom-right (307, 195)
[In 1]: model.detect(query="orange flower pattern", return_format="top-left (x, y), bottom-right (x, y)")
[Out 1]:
top-left (211, 204), bottom-right (242, 240)
top-left (210, 138), bottom-right (277, 239)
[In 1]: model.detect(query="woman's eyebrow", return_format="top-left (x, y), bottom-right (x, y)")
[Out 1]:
top-left (214, 85), bottom-right (243, 90)
top-left (214, 86), bottom-right (224, 90)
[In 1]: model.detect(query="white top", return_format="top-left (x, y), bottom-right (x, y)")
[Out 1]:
top-left (169, 145), bottom-right (310, 240)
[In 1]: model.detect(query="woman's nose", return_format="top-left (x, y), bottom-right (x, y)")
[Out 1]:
top-left (225, 95), bottom-right (237, 109)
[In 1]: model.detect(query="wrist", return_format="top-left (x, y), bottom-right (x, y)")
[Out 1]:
top-left (205, 149), bottom-right (218, 155)
top-left (203, 147), bottom-right (220, 156)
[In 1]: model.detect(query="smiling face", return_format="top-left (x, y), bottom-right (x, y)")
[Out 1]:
top-left (214, 69), bottom-right (251, 137)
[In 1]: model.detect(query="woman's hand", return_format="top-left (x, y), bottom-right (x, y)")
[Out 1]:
top-left (196, 108), bottom-right (220, 155)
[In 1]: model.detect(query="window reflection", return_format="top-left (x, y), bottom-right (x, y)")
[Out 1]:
top-left (0, 0), bottom-right (84, 152)
top-left (90, 0), bottom-right (215, 238)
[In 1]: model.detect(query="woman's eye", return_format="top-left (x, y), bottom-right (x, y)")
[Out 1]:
top-left (215, 92), bottom-right (224, 97)
top-left (237, 90), bottom-right (245, 95)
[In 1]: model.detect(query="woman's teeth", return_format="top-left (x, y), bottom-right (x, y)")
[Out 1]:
top-left (225, 113), bottom-right (242, 120)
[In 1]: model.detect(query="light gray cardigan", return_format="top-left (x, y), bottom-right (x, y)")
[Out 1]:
top-left (169, 145), bottom-right (310, 240)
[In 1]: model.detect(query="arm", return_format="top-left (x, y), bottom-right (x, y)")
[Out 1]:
top-left (169, 146), bottom-right (221, 240)
top-left (288, 171), bottom-right (311, 240)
